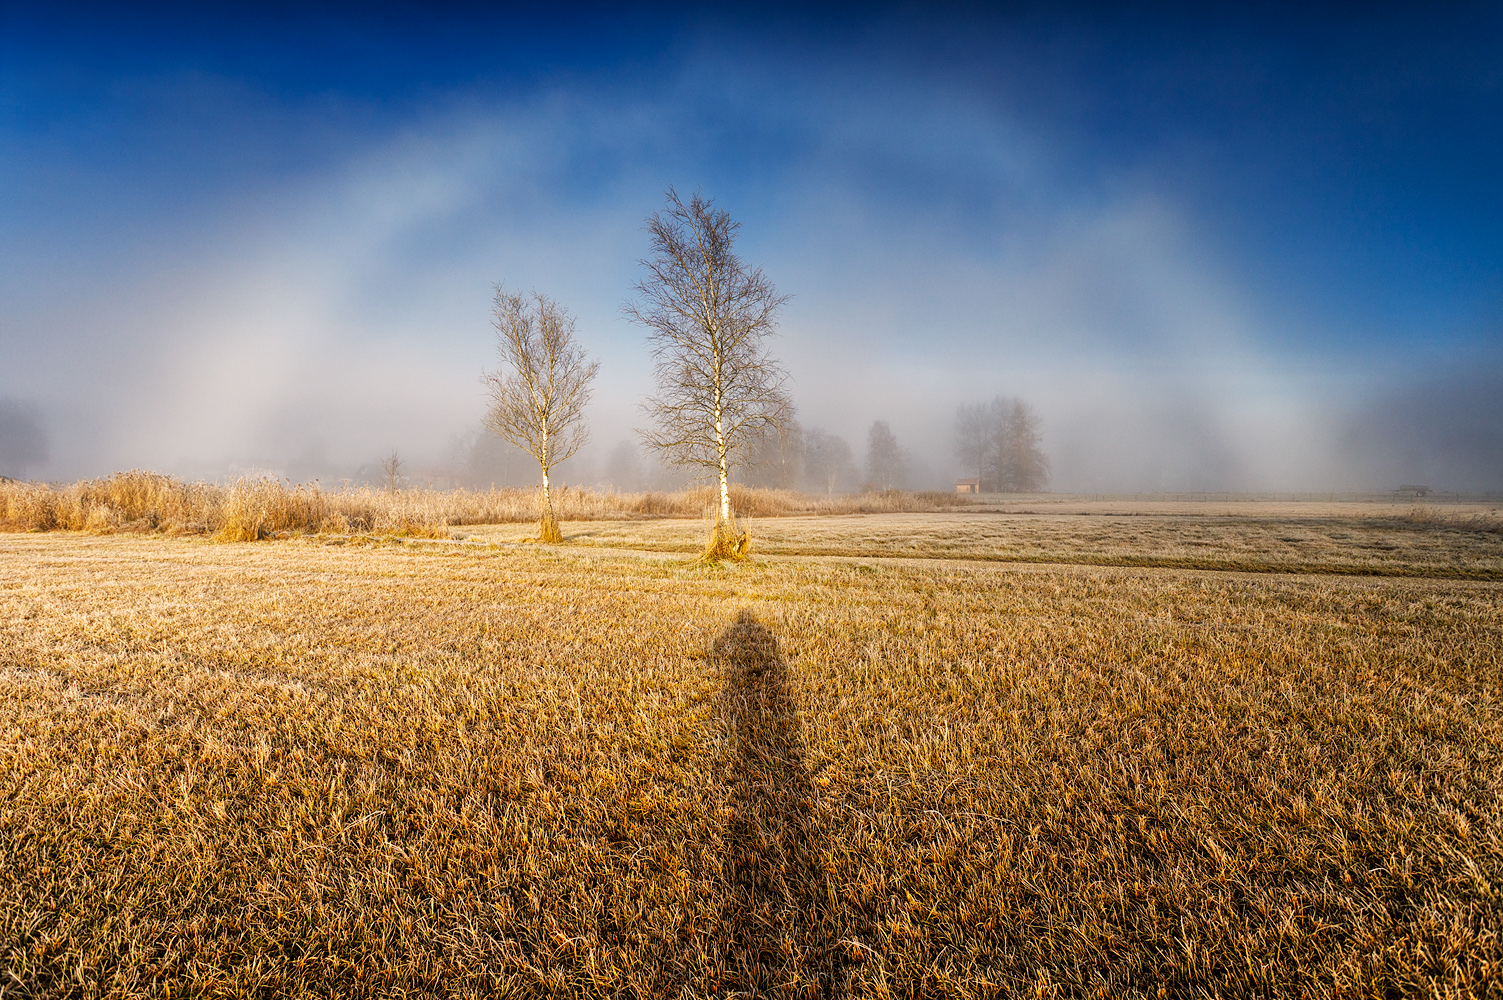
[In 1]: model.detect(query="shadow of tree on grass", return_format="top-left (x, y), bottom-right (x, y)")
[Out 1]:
top-left (713, 610), bottom-right (848, 997)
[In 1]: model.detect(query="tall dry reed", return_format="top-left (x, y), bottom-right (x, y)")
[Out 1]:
top-left (0, 473), bottom-right (975, 539)
top-left (0, 472), bottom-right (223, 533)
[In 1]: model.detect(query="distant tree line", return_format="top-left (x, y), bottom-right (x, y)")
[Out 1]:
top-left (738, 418), bottom-right (911, 495)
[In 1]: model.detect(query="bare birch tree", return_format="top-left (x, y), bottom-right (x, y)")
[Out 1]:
top-left (483, 287), bottom-right (599, 543)
top-left (626, 190), bottom-right (791, 560)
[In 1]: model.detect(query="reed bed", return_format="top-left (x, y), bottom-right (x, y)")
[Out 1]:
top-left (0, 472), bottom-right (972, 540)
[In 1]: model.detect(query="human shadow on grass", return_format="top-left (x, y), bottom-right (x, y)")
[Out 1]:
top-left (713, 611), bottom-right (848, 997)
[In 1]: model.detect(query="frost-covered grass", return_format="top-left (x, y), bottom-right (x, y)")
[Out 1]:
top-left (1, 526), bottom-right (1498, 997)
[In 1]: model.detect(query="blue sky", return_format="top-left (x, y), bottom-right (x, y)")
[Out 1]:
top-left (3, 3), bottom-right (1500, 489)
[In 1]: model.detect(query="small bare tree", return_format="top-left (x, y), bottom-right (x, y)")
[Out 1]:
top-left (381, 449), bottom-right (404, 493)
top-left (626, 190), bottom-right (791, 560)
top-left (483, 287), bottom-right (599, 543)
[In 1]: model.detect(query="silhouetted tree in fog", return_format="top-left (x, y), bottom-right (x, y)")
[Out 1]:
top-left (0, 400), bottom-right (47, 479)
top-left (955, 401), bottom-right (993, 486)
top-left (484, 287), bottom-right (599, 542)
top-left (627, 189), bottom-right (791, 560)
top-left (954, 396), bottom-right (1051, 492)
top-left (803, 428), bottom-right (857, 495)
top-left (864, 420), bottom-right (905, 490)
top-left (605, 440), bottom-right (646, 492)
top-left (994, 398), bottom-right (1050, 492)
top-left (742, 418), bottom-right (804, 490)
top-left (381, 449), bottom-right (404, 493)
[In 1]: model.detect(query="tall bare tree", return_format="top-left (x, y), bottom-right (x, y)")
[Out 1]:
top-left (994, 398), bottom-right (1051, 492)
top-left (483, 287), bottom-right (599, 543)
top-left (626, 190), bottom-right (791, 560)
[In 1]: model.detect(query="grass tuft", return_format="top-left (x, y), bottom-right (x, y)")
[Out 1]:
top-left (701, 518), bottom-right (751, 562)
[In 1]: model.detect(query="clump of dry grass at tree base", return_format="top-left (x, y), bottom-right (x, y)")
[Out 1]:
top-left (705, 512), bottom-right (752, 562)
top-left (0, 528), bottom-right (1498, 996)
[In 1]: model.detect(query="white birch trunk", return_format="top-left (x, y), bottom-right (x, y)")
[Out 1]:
top-left (718, 452), bottom-right (731, 524)
top-left (540, 413), bottom-right (553, 521)
top-left (714, 413), bottom-right (731, 525)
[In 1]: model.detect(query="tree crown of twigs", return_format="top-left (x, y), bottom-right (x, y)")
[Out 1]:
top-left (624, 189), bottom-right (791, 471)
top-left (483, 288), bottom-right (598, 472)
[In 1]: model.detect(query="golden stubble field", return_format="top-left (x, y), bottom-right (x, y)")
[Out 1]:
top-left (479, 504), bottom-right (1503, 578)
top-left (2, 507), bottom-right (1500, 998)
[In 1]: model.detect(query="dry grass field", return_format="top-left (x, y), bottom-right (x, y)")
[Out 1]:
top-left (2, 504), bottom-right (1500, 998)
top-left (480, 505), bottom-right (1503, 579)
